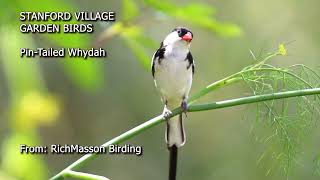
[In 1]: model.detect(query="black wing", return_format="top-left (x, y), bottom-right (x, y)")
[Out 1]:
top-left (152, 42), bottom-right (166, 78)
top-left (186, 51), bottom-right (195, 74)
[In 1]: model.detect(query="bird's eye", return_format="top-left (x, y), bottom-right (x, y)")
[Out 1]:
top-left (177, 30), bottom-right (181, 34)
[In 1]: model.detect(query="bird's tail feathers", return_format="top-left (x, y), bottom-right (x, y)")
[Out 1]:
top-left (169, 145), bottom-right (178, 180)
top-left (165, 113), bottom-right (186, 148)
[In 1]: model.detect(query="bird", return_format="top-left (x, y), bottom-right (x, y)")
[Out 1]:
top-left (151, 27), bottom-right (194, 180)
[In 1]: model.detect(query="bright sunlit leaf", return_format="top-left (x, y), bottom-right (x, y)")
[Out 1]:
top-left (1, 133), bottom-right (48, 180)
top-left (143, 0), bottom-right (242, 37)
top-left (278, 43), bottom-right (287, 56)
top-left (122, 0), bottom-right (139, 22)
top-left (14, 91), bottom-right (60, 130)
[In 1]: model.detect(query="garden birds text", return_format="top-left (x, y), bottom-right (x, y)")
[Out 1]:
top-left (19, 12), bottom-right (115, 21)
top-left (19, 12), bottom-right (115, 33)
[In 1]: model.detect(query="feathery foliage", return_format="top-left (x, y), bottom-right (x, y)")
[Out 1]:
top-left (50, 44), bottom-right (320, 180)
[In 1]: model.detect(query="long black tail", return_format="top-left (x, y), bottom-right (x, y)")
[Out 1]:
top-left (169, 145), bottom-right (178, 180)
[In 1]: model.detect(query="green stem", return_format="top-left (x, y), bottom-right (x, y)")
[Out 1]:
top-left (188, 75), bottom-right (240, 103)
top-left (189, 88), bottom-right (320, 111)
top-left (63, 170), bottom-right (109, 180)
top-left (50, 88), bottom-right (320, 180)
top-left (189, 66), bottom-right (316, 104)
top-left (189, 52), bottom-right (283, 104)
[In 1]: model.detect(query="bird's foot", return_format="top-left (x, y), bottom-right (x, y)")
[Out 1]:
top-left (162, 107), bottom-right (173, 120)
top-left (181, 100), bottom-right (188, 112)
top-left (181, 100), bottom-right (188, 117)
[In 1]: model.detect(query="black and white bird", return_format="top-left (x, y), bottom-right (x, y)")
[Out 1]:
top-left (152, 27), bottom-right (194, 180)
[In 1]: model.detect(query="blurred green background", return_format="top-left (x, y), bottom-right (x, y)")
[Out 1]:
top-left (0, 0), bottom-right (320, 180)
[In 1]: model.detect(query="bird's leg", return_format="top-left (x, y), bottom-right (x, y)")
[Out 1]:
top-left (162, 104), bottom-right (172, 120)
top-left (181, 98), bottom-right (188, 117)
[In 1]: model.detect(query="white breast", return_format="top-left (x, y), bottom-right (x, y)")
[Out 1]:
top-left (154, 52), bottom-right (193, 108)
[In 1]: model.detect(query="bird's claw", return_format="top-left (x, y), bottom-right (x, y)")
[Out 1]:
top-left (181, 100), bottom-right (188, 112)
top-left (162, 108), bottom-right (172, 120)
top-left (181, 100), bottom-right (188, 117)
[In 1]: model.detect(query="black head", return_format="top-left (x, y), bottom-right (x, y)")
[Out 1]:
top-left (172, 27), bottom-right (193, 42)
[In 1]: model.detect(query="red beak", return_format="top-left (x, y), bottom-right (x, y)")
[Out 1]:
top-left (182, 32), bottom-right (192, 42)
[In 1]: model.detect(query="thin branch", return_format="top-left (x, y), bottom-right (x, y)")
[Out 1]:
top-left (189, 67), bottom-right (319, 104)
top-left (63, 170), bottom-right (109, 180)
top-left (189, 88), bottom-right (320, 111)
top-left (50, 88), bottom-right (320, 180)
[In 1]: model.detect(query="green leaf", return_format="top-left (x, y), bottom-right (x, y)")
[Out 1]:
top-left (122, 0), bottom-right (139, 22)
top-left (175, 4), bottom-right (216, 17)
top-left (16, 0), bottom-right (72, 11)
top-left (123, 38), bottom-right (151, 69)
top-left (63, 60), bottom-right (104, 91)
top-left (121, 25), bottom-right (157, 48)
top-left (47, 33), bottom-right (105, 91)
top-left (120, 26), bottom-right (157, 69)
top-left (143, 0), bottom-right (175, 13)
top-left (0, 25), bottom-right (44, 99)
top-left (2, 133), bottom-right (48, 180)
top-left (143, 0), bottom-right (242, 37)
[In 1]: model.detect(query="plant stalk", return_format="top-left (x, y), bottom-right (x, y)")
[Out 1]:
top-left (50, 88), bottom-right (320, 180)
